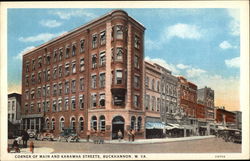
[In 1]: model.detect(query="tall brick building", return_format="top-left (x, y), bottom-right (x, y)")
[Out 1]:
top-left (21, 10), bottom-right (145, 140)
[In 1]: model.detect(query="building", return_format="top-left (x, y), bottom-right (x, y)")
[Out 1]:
top-left (233, 111), bottom-right (242, 130)
top-left (197, 86), bottom-right (215, 123)
top-left (8, 93), bottom-right (22, 124)
top-left (178, 76), bottom-right (198, 136)
top-left (216, 107), bottom-right (236, 128)
top-left (21, 10), bottom-right (145, 140)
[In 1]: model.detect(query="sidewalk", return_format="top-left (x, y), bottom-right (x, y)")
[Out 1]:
top-left (79, 135), bottom-right (215, 144)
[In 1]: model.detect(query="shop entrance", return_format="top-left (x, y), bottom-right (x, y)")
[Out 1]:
top-left (112, 116), bottom-right (125, 140)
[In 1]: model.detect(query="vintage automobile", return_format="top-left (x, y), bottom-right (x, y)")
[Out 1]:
top-left (27, 129), bottom-right (37, 138)
top-left (58, 128), bottom-right (79, 142)
top-left (36, 129), bottom-right (55, 141)
top-left (220, 129), bottom-right (242, 144)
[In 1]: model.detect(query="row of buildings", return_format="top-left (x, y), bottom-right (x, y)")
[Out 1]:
top-left (8, 10), bottom-right (241, 140)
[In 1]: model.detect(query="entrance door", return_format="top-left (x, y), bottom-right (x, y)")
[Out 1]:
top-left (112, 116), bottom-right (125, 140)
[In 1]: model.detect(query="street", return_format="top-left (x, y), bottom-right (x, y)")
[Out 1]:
top-left (8, 137), bottom-right (241, 153)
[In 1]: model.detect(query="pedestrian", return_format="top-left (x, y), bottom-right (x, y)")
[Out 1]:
top-left (22, 130), bottom-right (29, 148)
top-left (131, 129), bottom-right (135, 142)
top-left (29, 141), bottom-right (34, 153)
top-left (93, 129), bottom-right (98, 144)
top-left (86, 130), bottom-right (90, 142)
top-left (118, 130), bottom-right (122, 142)
top-left (12, 139), bottom-right (20, 153)
top-left (96, 130), bottom-right (101, 144)
top-left (127, 129), bottom-right (132, 142)
top-left (100, 131), bottom-right (104, 144)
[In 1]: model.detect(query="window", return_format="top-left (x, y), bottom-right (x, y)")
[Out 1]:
top-left (53, 84), bottom-right (57, 96)
top-left (65, 63), bottom-right (70, 76)
top-left (113, 95), bottom-right (125, 106)
top-left (116, 48), bottom-right (123, 61)
top-left (30, 103), bottom-right (34, 112)
top-left (32, 59), bottom-right (35, 71)
top-left (145, 76), bottom-right (149, 88)
top-left (157, 81), bottom-right (160, 92)
top-left (80, 58), bottom-right (85, 72)
top-left (52, 100), bottom-right (57, 112)
top-left (91, 94), bottom-right (97, 108)
top-left (100, 31), bottom-right (106, 45)
top-left (47, 69), bottom-right (50, 81)
top-left (37, 88), bottom-right (41, 98)
top-left (53, 50), bottom-right (57, 62)
top-left (58, 83), bottom-right (62, 95)
top-left (65, 81), bottom-right (70, 94)
top-left (79, 117), bottom-right (84, 131)
top-left (115, 70), bottom-right (123, 84)
top-left (99, 51), bottom-right (106, 67)
top-left (64, 98), bottom-right (69, 110)
top-left (51, 118), bottom-right (55, 130)
top-left (134, 95), bottom-right (139, 107)
top-left (38, 72), bottom-right (42, 83)
top-left (79, 78), bottom-right (84, 91)
top-left (91, 75), bottom-right (97, 89)
top-left (71, 96), bottom-right (76, 110)
top-left (91, 116), bottom-right (97, 130)
top-left (92, 54), bottom-right (97, 69)
top-left (131, 116), bottom-right (136, 130)
top-left (45, 118), bottom-right (50, 129)
top-left (71, 80), bottom-right (76, 93)
top-left (134, 75), bottom-right (140, 88)
top-left (25, 76), bottom-right (29, 86)
top-left (65, 47), bottom-right (70, 58)
top-left (99, 93), bottom-right (105, 107)
top-left (46, 85), bottom-right (50, 96)
top-left (137, 117), bottom-right (142, 131)
top-left (92, 34), bottom-right (98, 49)
top-left (59, 48), bottom-right (63, 61)
top-left (53, 67), bottom-right (57, 79)
top-left (37, 102), bottom-right (41, 112)
top-left (58, 65), bottom-right (63, 77)
top-left (25, 104), bottom-right (29, 113)
top-left (59, 117), bottom-right (65, 132)
top-left (31, 90), bottom-right (35, 99)
top-left (38, 57), bottom-right (42, 68)
top-left (134, 35), bottom-right (140, 49)
top-left (116, 25), bottom-right (123, 39)
top-left (145, 95), bottom-right (150, 110)
top-left (151, 79), bottom-right (155, 90)
top-left (46, 55), bottom-right (51, 65)
top-left (72, 44), bottom-right (76, 56)
top-left (42, 86), bottom-right (46, 97)
top-left (99, 73), bottom-right (105, 88)
top-left (79, 95), bottom-right (84, 109)
top-left (99, 115), bottom-right (105, 131)
top-left (111, 48), bottom-right (114, 62)
top-left (25, 62), bottom-right (30, 72)
top-left (58, 99), bottom-right (62, 111)
top-left (31, 74), bottom-right (35, 84)
top-left (72, 61), bottom-right (76, 74)
top-left (151, 96), bottom-right (155, 111)
top-left (46, 101), bottom-right (50, 112)
top-left (134, 55), bottom-right (139, 68)
top-left (157, 98), bottom-right (161, 112)
top-left (80, 39), bottom-right (85, 53)
top-left (70, 117), bottom-right (76, 130)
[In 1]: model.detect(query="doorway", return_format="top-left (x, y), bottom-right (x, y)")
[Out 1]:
top-left (112, 116), bottom-right (125, 140)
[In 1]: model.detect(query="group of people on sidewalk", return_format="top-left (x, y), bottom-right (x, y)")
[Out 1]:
top-left (9, 130), bottom-right (33, 153)
top-left (118, 129), bottom-right (136, 142)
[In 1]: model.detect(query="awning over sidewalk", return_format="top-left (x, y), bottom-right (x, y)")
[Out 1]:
top-left (146, 122), bottom-right (165, 129)
top-left (166, 123), bottom-right (184, 129)
top-left (182, 125), bottom-right (194, 130)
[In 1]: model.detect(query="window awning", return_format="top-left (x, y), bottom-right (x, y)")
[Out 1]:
top-left (166, 123), bottom-right (184, 129)
top-left (146, 122), bottom-right (165, 130)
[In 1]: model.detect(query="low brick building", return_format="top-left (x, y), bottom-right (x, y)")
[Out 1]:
top-left (216, 107), bottom-right (236, 127)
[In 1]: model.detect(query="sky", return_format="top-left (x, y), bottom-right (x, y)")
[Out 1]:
top-left (7, 8), bottom-right (240, 111)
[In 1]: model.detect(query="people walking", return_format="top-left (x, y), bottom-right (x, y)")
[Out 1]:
top-left (127, 129), bottom-right (132, 142)
top-left (86, 130), bottom-right (90, 142)
top-left (118, 130), bottom-right (123, 142)
top-left (131, 129), bottom-right (135, 142)
top-left (22, 130), bottom-right (29, 148)
top-left (29, 141), bottom-right (34, 153)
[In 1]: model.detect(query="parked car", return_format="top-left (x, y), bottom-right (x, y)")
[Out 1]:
top-left (58, 128), bottom-right (79, 142)
top-left (27, 129), bottom-right (37, 138)
top-left (220, 129), bottom-right (242, 144)
top-left (36, 129), bottom-right (54, 141)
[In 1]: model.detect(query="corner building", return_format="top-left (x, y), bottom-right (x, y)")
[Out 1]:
top-left (21, 10), bottom-right (145, 140)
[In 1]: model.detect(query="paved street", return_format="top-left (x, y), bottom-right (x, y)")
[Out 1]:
top-left (8, 136), bottom-right (241, 153)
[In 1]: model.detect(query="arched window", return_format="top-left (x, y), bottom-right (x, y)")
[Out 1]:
top-left (70, 117), bottom-right (76, 130)
top-left (137, 117), bottom-right (142, 131)
top-left (79, 117), bottom-right (84, 131)
top-left (91, 116), bottom-right (97, 131)
top-left (131, 116), bottom-right (136, 130)
top-left (99, 115), bottom-right (105, 131)
top-left (59, 117), bottom-right (64, 132)
top-left (51, 118), bottom-right (55, 130)
top-left (45, 118), bottom-right (49, 129)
